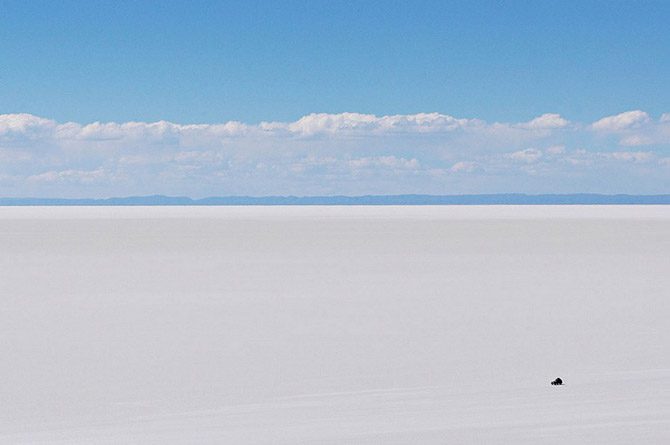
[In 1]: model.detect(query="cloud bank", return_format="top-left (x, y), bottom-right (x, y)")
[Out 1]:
top-left (0, 110), bottom-right (668, 197)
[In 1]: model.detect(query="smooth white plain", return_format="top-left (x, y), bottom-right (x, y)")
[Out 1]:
top-left (0, 206), bottom-right (668, 444)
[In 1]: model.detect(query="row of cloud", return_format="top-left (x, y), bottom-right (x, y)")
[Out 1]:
top-left (0, 110), bottom-right (668, 196)
top-left (0, 111), bottom-right (564, 138)
top-left (2, 109), bottom-right (668, 139)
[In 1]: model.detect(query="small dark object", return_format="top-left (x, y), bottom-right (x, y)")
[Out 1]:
top-left (551, 377), bottom-right (563, 386)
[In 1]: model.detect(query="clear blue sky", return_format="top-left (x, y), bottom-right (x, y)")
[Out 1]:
top-left (0, 1), bottom-right (668, 197)
top-left (2, 0), bottom-right (669, 124)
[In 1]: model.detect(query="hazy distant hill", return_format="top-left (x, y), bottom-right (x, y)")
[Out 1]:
top-left (0, 194), bottom-right (669, 205)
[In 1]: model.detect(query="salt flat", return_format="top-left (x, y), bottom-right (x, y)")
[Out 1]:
top-left (0, 206), bottom-right (668, 444)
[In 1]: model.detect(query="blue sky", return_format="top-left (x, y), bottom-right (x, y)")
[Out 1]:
top-left (1, 1), bottom-right (669, 197)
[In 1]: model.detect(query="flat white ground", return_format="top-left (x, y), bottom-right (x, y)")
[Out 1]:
top-left (0, 206), bottom-right (668, 444)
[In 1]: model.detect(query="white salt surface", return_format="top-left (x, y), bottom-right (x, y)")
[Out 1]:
top-left (0, 206), bottom-right (668, 444)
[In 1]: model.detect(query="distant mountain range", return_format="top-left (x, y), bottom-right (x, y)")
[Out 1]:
top-left (0, 194), bottom-right (669, 205)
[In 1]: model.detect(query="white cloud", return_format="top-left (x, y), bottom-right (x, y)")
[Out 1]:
top-left (348, 156), bottom-right (420, 170)
top-left (0, 111), bottom-right (579, 149)
top-left (589, 111), bottom-right (670, 147)
top-left (591, 110), bottom-right (650, 132)
top-left (286, 113), bottom-right (377, 135)
top-left (0, 113), bottom-right (56, 136)
top-left (0, 111), bottom-right (667, 196)
top-left (27, 168), bottom-right (109, 184)
top-left (603, 151), bottom-right (654, 163)
top-left (619, 135), bottom-right (653, 147)
top-left (264, 112), bottom-right (479, 136)
top-left (505, 148), bottom-right (543, 163)
top-left (450, 161), bottom-right (476, 173)
top-left (518, 113), bottom-right (569, 130)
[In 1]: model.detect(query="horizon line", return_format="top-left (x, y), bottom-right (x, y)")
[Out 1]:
top-left (1, 193), bottom-right (669, 206)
